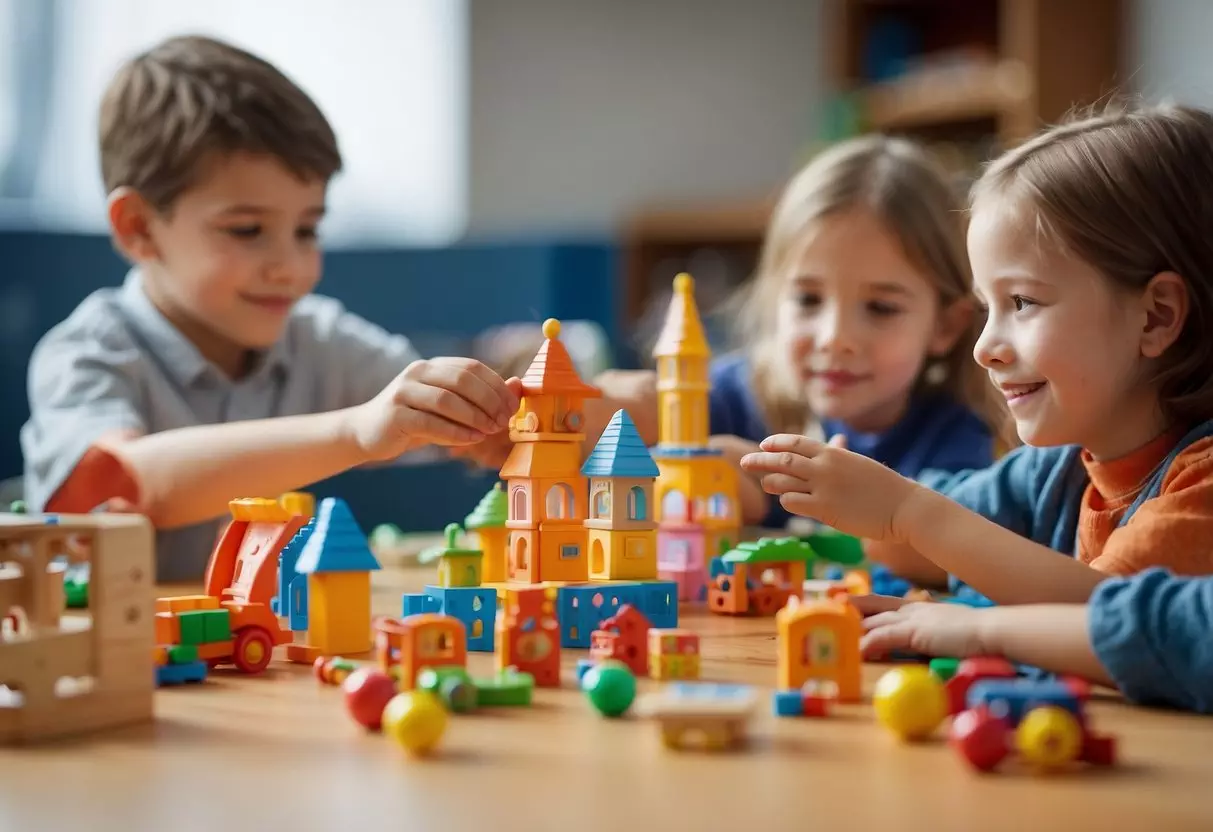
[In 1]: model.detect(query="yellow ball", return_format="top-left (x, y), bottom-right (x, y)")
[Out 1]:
top-left (382, 691), bottom-right (447, 756)
top-left (872, 666), bottom-right (947, 740)
top-left (542, 318), bottom-right (561, 339)
top-left (1016, 706), bottom-right (1082, 769)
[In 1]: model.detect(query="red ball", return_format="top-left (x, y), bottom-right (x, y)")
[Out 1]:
top-left (343, 668), bottom-right (398, 731)
top-left (313, 656), bottom-right (329, 682)
top-left (950, 707), bottom-right (1010, 772)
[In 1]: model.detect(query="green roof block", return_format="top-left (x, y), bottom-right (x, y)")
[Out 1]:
top-left (420, 523), bottom-right (481, 565)
top-left (802, 528), bottom-right (865, 566)
top-left (721, 537), bottom-right (817, 565)
top-left (464, 483), bottom-right (508, 529)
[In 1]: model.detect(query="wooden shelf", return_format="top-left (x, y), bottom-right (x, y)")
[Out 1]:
top-left (862, 59), bottom-right (1031, 132)
top-left (622, 200), bottom-right (774, 245)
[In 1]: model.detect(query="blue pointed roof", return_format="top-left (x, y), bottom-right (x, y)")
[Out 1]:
top-left (581, 409), bottom-right (660, 478)
top-left (296, 498), bottom-right (382, 574)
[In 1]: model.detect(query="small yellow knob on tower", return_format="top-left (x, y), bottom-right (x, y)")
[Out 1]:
top-left (542, 318), bottom-right (562, 339)
top-left (674, 272), bottom-right (694, 294)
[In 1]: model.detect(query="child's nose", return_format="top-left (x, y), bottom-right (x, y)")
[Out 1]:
top-left (973, 324), bottom-right (1013, 367)
top-left (818, 305), bottom-right (859, 354)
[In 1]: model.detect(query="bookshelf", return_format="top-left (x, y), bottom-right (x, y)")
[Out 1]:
top-left (618, 0), bottom-right (1126, 353)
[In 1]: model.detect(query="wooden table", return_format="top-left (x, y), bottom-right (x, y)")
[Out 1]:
top-left (2, 566), bottom-right (1212, 831)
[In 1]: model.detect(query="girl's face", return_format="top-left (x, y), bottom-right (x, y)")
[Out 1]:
top-left (774, 209), bottom-right (966, 432)
top-left (968, 205), bottom-right (1160, 458)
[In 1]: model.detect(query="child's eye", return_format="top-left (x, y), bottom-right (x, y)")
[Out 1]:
top-left (225, 225), bottom-right (262, 240)
top-left (794, 292), bottom-right (821, 309)
top-left (868, 301), bottom-right (902, 317)
top-left (1012, 295), bottom-right (1036, 311)
top-left (296, 226), bottom-right (319, 242)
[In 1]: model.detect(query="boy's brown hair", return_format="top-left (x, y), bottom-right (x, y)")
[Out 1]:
top-left (971, 102), bottom-right (1213, 426)
top-left (99, 35), bottom-right (342, 212)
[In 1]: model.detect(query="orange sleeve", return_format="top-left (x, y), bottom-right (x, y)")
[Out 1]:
top-left (44, 436), bottom-right (141, 514)
top-left (1088, 437), bottom-right (1213, 576)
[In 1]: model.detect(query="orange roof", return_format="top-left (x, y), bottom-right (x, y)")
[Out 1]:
top-left (653, 273), bottom-right (710, 358)
top-left (519, 319), bottom-right (602, 397)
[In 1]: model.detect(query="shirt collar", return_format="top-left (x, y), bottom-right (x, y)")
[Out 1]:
top-left (117, 269), bottom-right (291, 387)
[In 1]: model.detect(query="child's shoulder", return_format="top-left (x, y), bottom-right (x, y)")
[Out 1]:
top-left (1161, 422), bottom-right (1213, 491)
top-left (32, 284), bottom-right (143, 364)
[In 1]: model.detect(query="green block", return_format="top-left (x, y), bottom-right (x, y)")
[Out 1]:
top-left (64, 578), bottom-right (89, 609)
top-left (176, 611), bottom-right (208, 645)
top-left (168, 644), bottom-right (199, 664)
top-left (802, 528), bottom-right (865, 566)
top-left (199, 609), bottom-right (232, 642)
top-left (418, 665), bottom-right (477, 712)
top-left (929, 657), bottom-right (960, 682)
top-left (474, 669), bottom-right (534, 707)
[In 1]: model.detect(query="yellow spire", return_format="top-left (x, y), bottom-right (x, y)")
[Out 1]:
top-left (652, 273), bottom-right (710, 359)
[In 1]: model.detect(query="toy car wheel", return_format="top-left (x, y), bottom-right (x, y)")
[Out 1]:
top-left (950, 707), bottom-right (1010, 771)
top-left (232, 626), bottom-right (274, 674)
top-left (1016, 705), bottom-right (1082, 769)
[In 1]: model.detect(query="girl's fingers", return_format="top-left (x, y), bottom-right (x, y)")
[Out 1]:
top-left (860, 622), bottom-right (915, 657)
top-left (422, 361), bottom-right (513, 429)
top-left (403, 410), bottom-right (485, 446)
top-left (740, 450), bottom-right (815, 479)
top-left (759, 433), bottom-right (824, 456)
top-left (758, 473), bottom-right (810, 495)
top-left (778, 491), bottom-right (820, 519)
top-left (852, 594), bottom-right (908, 617)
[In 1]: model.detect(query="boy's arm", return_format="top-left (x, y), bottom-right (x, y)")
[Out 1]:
top-left (863, 540), bottom-right (949, 590)
top-left (976, 605), bottom-right (1114, 685)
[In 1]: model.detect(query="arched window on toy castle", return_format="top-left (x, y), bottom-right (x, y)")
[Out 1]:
top-left (662, 490), bottom-right (687, 522)
top-left (546, 483), bottom-right (574, 519)
top-left (707, 493), bottom-right (732, 519)
top-left (512, 486), bottom-right (529, 522)
top-left (592, 484), bottom-right (611, 519)
top-left (627, 486), bottom-right (647, 520)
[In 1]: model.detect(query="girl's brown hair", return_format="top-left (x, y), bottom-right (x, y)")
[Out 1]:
top-left (734, 134), bottom-right (1009, 440)
top-left (971, 102), bottom-right (1213, 426)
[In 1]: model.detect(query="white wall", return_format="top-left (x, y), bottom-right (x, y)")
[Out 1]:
top-left (1131, 0), bottom-right (1213, 106)
top-left (468, 0), bottom-right (823, 235)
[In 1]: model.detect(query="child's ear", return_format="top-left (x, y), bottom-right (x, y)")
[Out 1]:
top-left (1139, 271), bottom-right (1189, 359)
top-left (928, 297), bottom-right (974, 357)
top-left (107, 187), bottom-right (160, 262)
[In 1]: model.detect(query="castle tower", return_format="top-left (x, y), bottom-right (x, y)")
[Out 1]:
top-left (651, 274), bottom-right (741, 585)
top-left (499, 319), bottom-right (602, 584)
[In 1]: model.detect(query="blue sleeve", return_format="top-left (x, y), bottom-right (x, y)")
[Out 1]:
top-left (708, 353), bottom-right (769, 443)
top-left (1088, 568), bottom-right (1213, 713)
top-left (916, 445), bottom-right (1044, 539)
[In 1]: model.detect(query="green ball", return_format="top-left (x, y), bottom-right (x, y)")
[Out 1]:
top-left (9, 500), bottom-right (26, 514)
top-left (581, 660), bottom-right (637, 718)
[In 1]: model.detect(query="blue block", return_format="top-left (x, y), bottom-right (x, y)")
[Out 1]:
top-left (576, 658), bottom-right (596, 684)
top-left (556, 581), bottom-right (679, 647)
top-left (424, 586), bottom-right (496, 652)
top-left (966, 679), bottom-right (1080, 724)
top-left (402, 592), bottom-right (443, 617)
top-left (155, 660), bottom-right (208, 687)
top-left (772, 690), bottom-right (803, 717)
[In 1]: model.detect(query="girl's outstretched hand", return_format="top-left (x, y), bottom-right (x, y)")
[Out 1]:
top-left (740, 433), bottom-right (924, 543)
top-left (853, 595), bottom-right (989, 659)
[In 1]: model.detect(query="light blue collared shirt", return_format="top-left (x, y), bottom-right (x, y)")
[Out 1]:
top-left (21, 269), bottom-right (420, 580)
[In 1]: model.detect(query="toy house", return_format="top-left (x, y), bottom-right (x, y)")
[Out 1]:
top-left (776, 595), bottom-right (862, 702)
top-left (375, 613), bottom-right (467, 691)
top-left (432, 523), bottom-right (483, 588)
top-left (589, 603), bottom-right (651, 676)
top-left (650, 274), bottom-right (741, 585)
top-left (710, 537), bottom-right (820, 616)
top-left (1, 512), bottom-right (155, 745)
top-left (499, 318), bottom-right (602, 584)
top-left (582, 409), bottom-right (660, 581)
top-left (464, 483), bottom-right (508, 583)
top-left (496, 586), bottom-right (561, 687)
top-left (649, 628), bottom-right (700, 680)
top-left (286, 498), bottom-right (381, 662)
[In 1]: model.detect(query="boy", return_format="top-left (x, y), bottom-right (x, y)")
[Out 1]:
top-left (20, 35), bottom-right (518, 580)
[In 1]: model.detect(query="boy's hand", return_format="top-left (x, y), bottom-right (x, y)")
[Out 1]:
top-left (740, 433), bottom-right (922, 543)
top-left (855, 597), bottom-right (989, 659)
top-left (350, 359), bottom-right (521, 461)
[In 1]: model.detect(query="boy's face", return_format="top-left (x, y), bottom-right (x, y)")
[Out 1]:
top-left (120, 151), bottom-right (327, 373)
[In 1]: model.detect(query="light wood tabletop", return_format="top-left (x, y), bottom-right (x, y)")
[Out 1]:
top-left (2, 565), bottom-right (1212, 832)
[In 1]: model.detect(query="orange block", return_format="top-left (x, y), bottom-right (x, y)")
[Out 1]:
top-left (156, 594), bottom-right (219, 614)
top-left (153, 646), bottom-right (169, 666)
top-left (195, 640), bottom-right (235, 661)
top-left (155, 612), bottom-right (181, 645)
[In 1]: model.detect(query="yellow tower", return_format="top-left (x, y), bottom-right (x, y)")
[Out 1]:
top-left (499, 319), bottom-right (602, 584)
top-left (651, 274), bottom-right (741, 562)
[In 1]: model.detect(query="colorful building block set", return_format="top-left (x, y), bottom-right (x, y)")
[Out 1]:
top-left (0, 273), bottom-right (1116, 776)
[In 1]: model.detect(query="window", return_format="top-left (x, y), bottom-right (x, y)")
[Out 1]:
top-left (511, 487), bottom-right (528, 522)
top-left (593, 486), bottom-right (611, 519)
top-left (804, 626), bottom-right (838, 666)
top-left (0, 0), bottom-right (467, 244)
top-left (627, 486), bottom-right (647, 520)
top-left (708, 493), bottom-right (731, 519)
top-left (662, 490), bottom-right (687, 522)
top-left (659, 540), bottom-right (690, 569)
top-left (560, 544), bottom-right (580, 560)
top-left (546, 483), bottom-right (573, 519)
